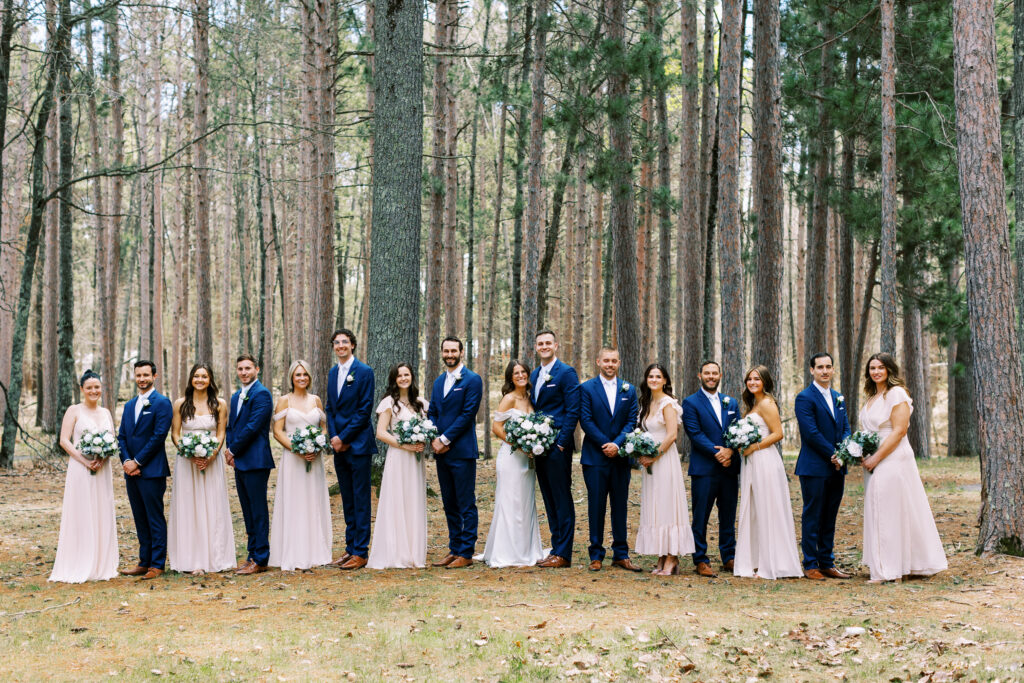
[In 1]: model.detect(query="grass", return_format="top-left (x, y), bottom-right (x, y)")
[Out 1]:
top-left (1, 449), bottom-right (1022, 681)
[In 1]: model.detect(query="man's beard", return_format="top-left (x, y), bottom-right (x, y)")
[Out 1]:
top-left (702, 379), bottom-right (719, 393)
top-left (444, 357), bottom-right (460, 368)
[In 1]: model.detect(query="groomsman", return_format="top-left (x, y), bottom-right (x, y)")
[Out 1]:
top-left (225, 354), bottom-right (275, 574)
top-left (682, 360), bottom-right (740, 577)
top-left (794, 352), bottom-right (851, 580)
top-left (117, 360), bottom-right (172, 580)
top-left (530, 330), bottom-right (581, 568)
top-left (325, 329), bottom-right (377, 570)
top-left (428, 337), bottom-right (483, 568)
top-left (578, 347), bottom-right (641, 572)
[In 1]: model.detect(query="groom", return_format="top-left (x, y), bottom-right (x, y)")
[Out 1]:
top-left (225, 354), bottom-right (275, 575)
top-left (428, 336), bottom-right (483, 569)
top-left (794, 352), bottom-right (851, 580)
top-left (530, 330), bottom-right (580, 568)
top-left (118, 360), bottom-right (172, 580)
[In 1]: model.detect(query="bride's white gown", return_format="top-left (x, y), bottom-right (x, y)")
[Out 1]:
top-left (478, 409), bottom-right (546, 567)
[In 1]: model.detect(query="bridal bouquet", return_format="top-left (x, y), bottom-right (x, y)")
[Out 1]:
top-left (623, 429), bottom-right (659, 474)
top-left (77, 429), bottom-right (118, 475)
top-left (290, 425), bottom-right (330, 472)
top-left (394, 416), bottom-right (439, 462)
top-left (724, 416), bottom-right (763, 453)
top-left (178, 430), bottom-right (218, 475)
top-left (505, 413), bottom-right (557, 469)
top-left (835, 430), bottom-right (881, 467)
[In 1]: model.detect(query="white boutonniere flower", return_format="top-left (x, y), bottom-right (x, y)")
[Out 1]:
top-left (721, 396), bottom-right (730, 405)
top-left (453, 370), bottom-right (463, 382)
top-left (142, 399), bottom-right (151, 409)
top-left (541, 371), bottom-right (552, 383)
top-left (621, 382), bottom-right (630, 392)
top-left (836, 394), bottom-right (845, 405)
top-left (242, 394), bottom-right (250, 403)
top-left (346, 373), bottom-right (355, 384)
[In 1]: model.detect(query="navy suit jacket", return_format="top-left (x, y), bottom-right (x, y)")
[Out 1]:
top-left (578, 376), bottom-right (639, 467)
top-left (427, 367), bottom-right (483, 459)
top-left (529, 359), bottom-right (581, 453)
top-left (681, 390), bottom-right (741, 477)
top-left (325, 358), bottom-right (378, 455)
top-left (117, 391), bottom-right (172, 478)
top-left (227, 380), bottom-right (275, 471)
top-left (794, 383), bottom-right (851, 477)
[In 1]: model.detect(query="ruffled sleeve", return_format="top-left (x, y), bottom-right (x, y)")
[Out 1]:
top-left (493, 409), bottom-right (517, 423)
top-left (419, 399), bottom-right (430, 416)
top-left (375, 395), bottom-right (395, 415)
top-left (661, 397), bottom-right (683, 425)
top-left (886, 386), bottom-right (914, 413)
top-left (272, 409), bottom-right (288, 423)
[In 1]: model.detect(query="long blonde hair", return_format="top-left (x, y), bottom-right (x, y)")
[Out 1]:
top-left (287, 359), bottom-right (314, 392)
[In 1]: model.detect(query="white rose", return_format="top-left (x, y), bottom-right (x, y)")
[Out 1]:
top-left (522, 421), bottom-right (534, 431)
top-left (624, 443), bottom-right (635, 454)
top-left (847, 442), bottom-right (863, 459)
top-left (315, 434), bottom-right (326, 446)
top-left (413, 425), bottom-right (422, 433)
top-left (195, 446), bottom-right (207, 457)
top-left (103, 432), bottom-right (115, 443)
top-left (532, 444), bottom-right (545, 455)
top-left (423, 420), bottom-right (435, 430)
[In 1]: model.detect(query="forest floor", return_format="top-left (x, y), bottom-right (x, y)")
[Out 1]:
top-left (0, 447), bottom-right (1021, 682)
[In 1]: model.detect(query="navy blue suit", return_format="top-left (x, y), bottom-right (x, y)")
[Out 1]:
top-left (681, 390), bottom-right (741, 566)
top-left (579, 376), bottom-right (638, 562)
top-left (529, 359), bottom-right (581, 561)
top-left (227, 380), bottom-right (274, 566)
top-left (326, 358), bottom-right (377, 558)
top-left (427, 366), bottom-right (483, 558)
top-left (118, 391), bottom-right (172, 570)
top-left (794, 383), bottom-right (851, 570)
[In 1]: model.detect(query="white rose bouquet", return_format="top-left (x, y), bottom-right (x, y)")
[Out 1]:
top-left (289, 425), bottom-right (330, 472)
top-left (393, 416), bottom-right (439, 462)
top-left (623, 429), bottom-right (659, 474)
top-left (835, 430), bottom-right (881, 467)
top-left (724, 416), bottom-right (763, 453)
top-left (177, 430), bottom-right (218, 475)
top-left (77, 429), bottom-right (118, 475)
top-left (504, 412), bottom-right (558, 469)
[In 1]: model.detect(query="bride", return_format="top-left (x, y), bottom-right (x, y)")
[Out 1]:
top-left (479, 360), bottom-right (546, 568)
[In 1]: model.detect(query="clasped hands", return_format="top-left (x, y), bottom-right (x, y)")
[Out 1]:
top-left (714, 445), bottom-right (733, 468)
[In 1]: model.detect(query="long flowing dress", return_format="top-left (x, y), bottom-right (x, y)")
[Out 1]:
top-left (269, 406), bottom-right (332, 570)
top-left (367, 396), bottom-right (428, 569)
top-left (733, 412), bottom-right (803, 579)
top-left (860, 387), bottom-right (947, 581)
top-left (167, 414), bottom-right (237, 573)
top-left (478, 408), bottom-right (546, 568)
top-left (635, 397), bottom-right (696, 556)
top-left (49, 409), bottom-right (119, 583)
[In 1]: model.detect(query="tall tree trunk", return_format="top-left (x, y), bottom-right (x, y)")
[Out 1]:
top-left (509, 1), bottom-right (533, 360)
top-left (879, 0), bottom-right (899, 354)
top-left (193, 0), bottom-right (212, 364)
top-left (0, 0), bottom-right (17, 399)
top-left (1015, 0), bottom-right (1024, 361)
top-left (653, 0), bottom-right (672, 367)
top-left (54, 0), bottom-right (74, 429)
top-left (41, 0), bottom-right (59, 433)
top-left (678, 0), bottom-right (702, 398)
top-left (425, 0), bottom-right (449, 395)
top-left (952, 0), bottom-right (1024, 556)
top-left (837, 48), bottom-right (858, 411)
top-left (83, 1), bottom-right (105, 395)
top-left (902, 300), bottom-right (931, 459)
top-left (698, 0), bottom-right (717, 245)
top-left (101, 12), bottom-right (124, 406)
top-left (535, 128), bottom-right (578, 327)
top-left (703, 113), bottom-right (719, 360)
top-left (950, 328), bottom-right (979, 457)
top-left (442, 0), bottom-right (463, 337)
top-left (572, 151), bottom-right (587, 372)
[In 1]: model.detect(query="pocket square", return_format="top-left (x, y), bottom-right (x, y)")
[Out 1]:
top-left (141, 411), bottom-right (151, 416)
top-left (453, 387), bottom-right (464, 392)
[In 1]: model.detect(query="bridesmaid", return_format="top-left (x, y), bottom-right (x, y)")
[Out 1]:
top-left (733, 365), bottom-right (802, 579)
top-left (859, 353), bottom-right (947, 583)
top-left (49, 370), bottom-right (119, 583)
top-left (168, 364), bottom-right (235, 574)
top-left (269, 360), bottom-right (332, 570)
top-left (634, 364), bottom-right (695, 575)
top-left (367, 363), bottom-right (428, 569)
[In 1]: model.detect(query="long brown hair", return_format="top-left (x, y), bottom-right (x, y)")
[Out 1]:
top-left (385, 363), bottom-right (426, 414)
top-left (181, 363), bottom-right (220, 427)
top-left (742, 365), bottom-right (778, 413)
top-left (639, 363), bottom-right (675, 428)
top-left (501, 360), bottom-right (533, 397)
top-left (863, 352), bottom-right (908, 398)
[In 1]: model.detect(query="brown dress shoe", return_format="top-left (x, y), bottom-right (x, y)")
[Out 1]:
top-left (821, 567), bottom-right (851, 579)
top-left (589, 560), bottom-right (602, 571)
top-left (340, 555), bottom-right (367, 570)
top-left (694, 562), bottom-right (717, 577)
top-left (803, 568), bottom-right (826, 580)
top-left (331, 553), bottom-right (352, 567)
top-left (446, 556), bottom-right (473, 569)
top-left (432, 553), bottom-right (456, 567)
top-left (611, 558), bottom-right (643, 572)
top-left (140, 568), bottom-right (164, 580)
top-left (722, 559), bottom-right (735, 572)
top-left (236, 563), bottom-right (269, 575)
top-left (538, 555), bottom-right (571, 568)
top-left (120, 565), bottom-right (149, 576)
top-left (236, 559), bottom-right (254, 571)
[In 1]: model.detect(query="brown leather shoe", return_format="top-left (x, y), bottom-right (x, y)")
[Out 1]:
top-left (538, 555), bottom-right (571, 568)
top-left (694, 562), bottom-right (717, 577)
top-left (236, 563), bottom-right (269, 575)
top-left (340, 555), bottom-right (367, 570)
top-left (120, 565), bottom-right (148, 576)
top-left (803, 568), bottom-right (826, 580)
top-left (331, 553), bottom-right (352, 567)
top-left (140, 568), bottom-right (164, 580)
top-left (446, 556), bottom-right (473, 569)
top-left (236, 559), bottom-right (253, 571)
top-left (722, 559), bottom-right (735, 572)
top-left (611, 558), bottom-right (643, 572)
top-left (589, 560), bottom-right (602, 572)
top-left (821, 567), bottom-right (851, 579)
top-left (432, 553), bottom-right (456, 567)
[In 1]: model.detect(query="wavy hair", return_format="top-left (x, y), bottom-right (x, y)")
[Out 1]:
top-left (638, 363), bottom-right (675, 428)
top-left (385, 363), bottom-right (426, 415)
top-left (501, 360), bottom-right (533, 397)
top-left (863, 352), bottom-right (908, 398)
top-left (741, 364), bottom-right (779, 413)
top-left (181, 363), bottom-right (220, 427)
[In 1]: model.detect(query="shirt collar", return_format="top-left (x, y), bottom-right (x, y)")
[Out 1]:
top-left (600, 375), bottom-right (618, 387)
top-left (138, 388), bottom-right (155, 402)
top-left (447, 363), bottom-right (465, 378)
top-left (814, 381), bottom-right (831, 396)
top-left (701, 387), bottom-right (719, 402)
top-left (338, 358), bottom-right (354, 375)
top-left (240, 380), bottom-right (256, 393)
top-left (541, 358), bottom-right (558, 374)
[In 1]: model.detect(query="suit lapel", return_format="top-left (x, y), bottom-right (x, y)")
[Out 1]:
top-left (126, 396), bottom-right (138, 434)
top-left (810, 385), bottom-right (837, 423)
top-left (698, 392), bottom-right (721, 428)
top-left (609, 378), bottom-right (621, 418)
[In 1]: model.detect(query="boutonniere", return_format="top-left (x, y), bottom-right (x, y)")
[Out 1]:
top-left (621, 382), bottom-right (630, 392)
top-left (453, 370), bottom-right (463, 383)
top-left (142, 399), bottom-right (151, 409)
top-left (721, 396), bottom-right (731, 405)
top-left (836, 394), bottom-right (845, 406)
top-left (346, 373), bottom-right (355, 384)
top-left (541, 371), bottom-right (552, 383)
top-left (242, 394), bottom-right (251, 404)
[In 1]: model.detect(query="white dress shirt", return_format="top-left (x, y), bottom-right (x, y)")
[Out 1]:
top-left (336, 358), bottom-right (354, 398)
top-left (815, 381), bottom-right (835, 418)
top-left (135, 388), bottom-right (155, 422)
top-left (535, 358), bottom-right (557, 402)
top-left (702, 387), bottom-right (723, 425)
top-left (443, 363), bottom-right (464, 397)
top-left (237, 380), bottom-right (255, 416)
top-left (600, 375), bottom-right (618, 415)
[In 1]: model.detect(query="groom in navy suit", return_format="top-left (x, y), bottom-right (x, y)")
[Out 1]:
top-left (225, 354), bottom-right (275, 575)
top-left (428, 336), bottom-right (483, 569)
top-left (530, 330), bottom-right (580, 568)
top-left (794, 352), bottom-right (851, 580)
top-left (117, 360), bottom-right (172, 580)
top-left (579, 347), bottom-right (641, 572)
top-left (682, 360), bottom-right (741, 577)
top-left (325, 329), bottom-right (377, 570)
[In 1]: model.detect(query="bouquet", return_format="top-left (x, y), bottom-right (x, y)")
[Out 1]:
top-left (623, 429), bottom-right (659, 474)
top-left (77, 429), bottom-right (118, 475)
top-left (724, 416), bottom-right (763, 454)
top-left (177, 430), bottom-right (218, 475)
top-left (289, 425), bottom-right (330, 472)
top-left (504, 412), bottom-right (557, 469)
top-left (834, 430), bottom-right (881, 467)
top-left (393, 416), bottom-right (439, 462)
